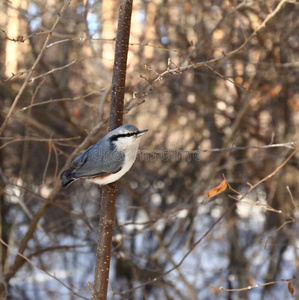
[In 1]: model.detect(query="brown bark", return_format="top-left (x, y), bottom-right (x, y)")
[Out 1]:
top-left (93, 1), bottom-right (133, 299)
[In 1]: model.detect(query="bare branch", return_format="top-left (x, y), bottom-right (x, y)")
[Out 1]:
top-left (0, 136), bottom-right (81, 150)
top-left (146, 0), bottom-right (289, 91)
top-left (217, 278), bottom-right (294, 293)
top-left (114, 204), bottom-right (236, 296)
top-left (18, 91), bottom-right (97, 112)
top-left (0, 0), bottom-right (72, 135)
top-left (0, 239), bottom-right (89, 300)
top-left (29, 59), bottom-right (78, 83)
top-left (139, 141), bottom-right (299, 155)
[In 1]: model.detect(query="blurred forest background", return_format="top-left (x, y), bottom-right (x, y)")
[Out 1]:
top-left (0, 0), bottom-right (299, 299)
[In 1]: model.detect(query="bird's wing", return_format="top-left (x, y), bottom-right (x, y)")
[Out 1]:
top-left (67, 142), bottom-right (125, 179)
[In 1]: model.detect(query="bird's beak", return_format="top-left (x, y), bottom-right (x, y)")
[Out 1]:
top-left (137, 129), bottom-right (148, 136)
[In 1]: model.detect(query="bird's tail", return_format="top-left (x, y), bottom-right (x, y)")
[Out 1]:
top-left (60, 170), bottom-right (76, 188)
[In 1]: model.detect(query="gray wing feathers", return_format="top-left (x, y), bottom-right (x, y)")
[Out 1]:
top-left (68, 140), bottom-right (125, 178)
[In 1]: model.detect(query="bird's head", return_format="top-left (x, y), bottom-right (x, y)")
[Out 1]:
top-left (108, 124), bottom-right (148, 150)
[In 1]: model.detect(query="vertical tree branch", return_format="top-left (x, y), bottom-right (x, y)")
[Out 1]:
top-left (109, 0), bottom-right (133, 130)
top-left (93, 1), bottom-right (133, 299)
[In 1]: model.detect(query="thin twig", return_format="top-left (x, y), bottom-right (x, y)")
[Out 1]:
top-left (264, 220), bottom-right (295, 250)
top-left (217, 278), bottom-right (294, 292)
top-left (0, 28), bottom-right (52, 42)
top-left (138, 141), bottom-right (299, 154)
top-left (42, 142), bottom-right (52, 185)
top-left (0, 0), bottom-right (72, 136)
top-left (0, 136), bottom-right (81, 150)
top-left (114, 203), bottom-right (236, 296)
top-left (225, 147), bottom-right (298, 213)
top-left (0, 239), bottom-right (89, 300)
top-left (29, 59), bottom-right (78, 83)
top-left (146, 0), bottom-right (289, 90)
top-left (205, 63), bottom-right (250, 91)
top-left (18, 91), bottom-right (97, 112)
top-left (246, 148), bottom-right (298, 192)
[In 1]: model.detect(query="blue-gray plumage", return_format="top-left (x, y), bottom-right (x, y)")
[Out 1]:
top-left (61, 124), bottom-right (148, 188)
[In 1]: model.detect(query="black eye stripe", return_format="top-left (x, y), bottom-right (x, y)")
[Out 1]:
top-left (110, 131), bottom-right (138, 141)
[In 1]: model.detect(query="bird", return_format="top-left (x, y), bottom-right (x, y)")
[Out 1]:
top-left (60, 124), bottom-right (148, 188)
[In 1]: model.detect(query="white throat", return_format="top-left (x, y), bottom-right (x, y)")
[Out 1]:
top-left (88, 137), bottom-right (142, 185)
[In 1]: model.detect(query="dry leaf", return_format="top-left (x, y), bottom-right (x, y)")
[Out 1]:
top-left (249, 277), bottom-right (255, 287)
top-left (288, 280), bottom-right (294, 296)
top-left (210, 286), bottom-right (219, 295)
top-left (207, 180), bottom-right (227, 198)
top-left (269, 84), bottom-right (282, 97)
top-left (74, 107), bottom-right (80, 118)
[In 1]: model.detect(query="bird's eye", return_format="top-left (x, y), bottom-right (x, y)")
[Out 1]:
top-left (110, 131), bottom-right (138, 142)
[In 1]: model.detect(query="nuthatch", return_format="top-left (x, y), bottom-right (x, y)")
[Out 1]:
top-left (61, 124), bottom-right (148, 188)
